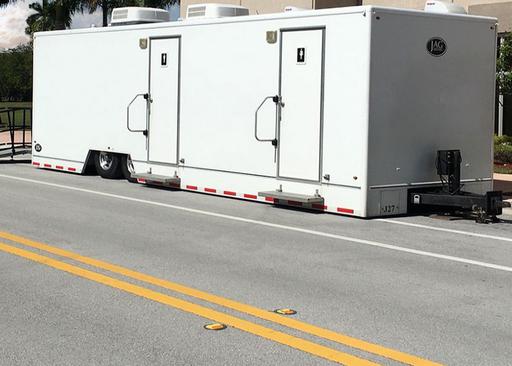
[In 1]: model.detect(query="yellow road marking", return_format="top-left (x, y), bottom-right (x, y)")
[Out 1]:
top-left (0, 231), bottom-right (442, 366)
top-left (0, 241), bottom-right (377, 366)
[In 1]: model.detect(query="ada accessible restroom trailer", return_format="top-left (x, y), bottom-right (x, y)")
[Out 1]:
top-left (32, 4), bottom-right (505, 218)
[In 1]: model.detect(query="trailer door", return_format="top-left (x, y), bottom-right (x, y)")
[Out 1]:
top-left (278, 29), bottom-right (324, 182)
top-left (148, 37), bottom-right (180, 164)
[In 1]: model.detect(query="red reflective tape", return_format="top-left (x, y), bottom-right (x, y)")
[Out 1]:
top-left (312, 204), bottom-right (327, 210)
top-left (204, 188), bottom-right (217, 193)
top-left (186, 185), bottom-right (197, 190)
top-left (337, 207), bottom-right (354, 214)
top-left (56, 165), bottom-right (64, 170)
top-left (43, 164), bottom-right (51, 168)
top-left (244, 194), bottom-right (257, 199)
top-left (67, 167), bottom-right (76, 172)
top-left (265, 197), bottom-right (275, 202)
top-left (287, 200), bottom-right (302, 206)
top-left (137, 178), bottom-right (146, 184)
top-left (224, 191), bottom-right (236, 196)
top-left (32, 162), bottom-right (40, 166)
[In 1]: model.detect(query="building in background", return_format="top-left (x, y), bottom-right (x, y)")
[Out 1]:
top-left (180, 0), bottom-right (512, 135)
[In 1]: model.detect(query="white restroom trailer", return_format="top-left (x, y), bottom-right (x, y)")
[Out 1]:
top-left (32, 5), bottom-right (498, 218)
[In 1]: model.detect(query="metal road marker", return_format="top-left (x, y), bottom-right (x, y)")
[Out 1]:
top-left (0, 241), bottom-right (377, 366)
top-left (274, 308), bottom-right (297, 315)
top-left (0, 231), bottom-right (442, 366)
top-left (204, 323), bottom-right (227, 331)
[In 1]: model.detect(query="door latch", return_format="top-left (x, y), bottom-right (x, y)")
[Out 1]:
top-left (272, 95), bottom-right (285, 107)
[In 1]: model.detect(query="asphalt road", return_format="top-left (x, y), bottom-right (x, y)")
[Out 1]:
top-left (0, 161), bottom-right (511, 366)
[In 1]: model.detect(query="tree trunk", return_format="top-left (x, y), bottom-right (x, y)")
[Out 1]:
top-left (55, 0), bottom-right (65, 30)
top-left (102, 1), bottom-right (109, 27)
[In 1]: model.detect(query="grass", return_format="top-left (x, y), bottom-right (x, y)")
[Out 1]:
top-left (494, 164), bottom-right (512, 174)
top-left (0, 101), bottom-right (32, 128)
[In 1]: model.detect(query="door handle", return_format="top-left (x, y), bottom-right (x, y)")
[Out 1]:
top-left (127, 93), bottom-right (149, 134)
top-left (254, 95), bottom-right (282, 142)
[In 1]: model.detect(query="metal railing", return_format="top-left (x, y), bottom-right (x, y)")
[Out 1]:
top-left (0, 106), bottom-right (32, 159)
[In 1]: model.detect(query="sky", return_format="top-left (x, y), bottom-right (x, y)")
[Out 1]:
top-left (0, 1), bottom-right (180, 50)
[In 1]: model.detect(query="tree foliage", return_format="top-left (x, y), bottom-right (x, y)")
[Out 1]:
top-left (497, 35), bottom-right (512, 96)
top-left (0, 0), bottom-right (178, 102)
top-left (0, 45), bottom-right (33, 101)
top-left (25, 0), bottom-right (79, 34)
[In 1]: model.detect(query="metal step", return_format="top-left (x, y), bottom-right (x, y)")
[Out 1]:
top-left (258, 190), bottom-right (324, 204)
top-left (131, 173), bottom-right (181, 186)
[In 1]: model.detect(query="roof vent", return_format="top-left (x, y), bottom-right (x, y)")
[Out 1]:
top-left (186, 3), bottom-right (249, 19)
top-left (424, 1), bottom-right (466, 14)
top-left (110, 7), bottom-right (170, 26)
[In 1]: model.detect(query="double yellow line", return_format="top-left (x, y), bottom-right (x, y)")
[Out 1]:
top-left (0, 231), bottom-right (442, 366)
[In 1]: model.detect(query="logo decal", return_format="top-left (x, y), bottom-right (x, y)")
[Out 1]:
top-left (266, 31), bottom-right (277, 44)
top-left (34, 143), bottom-right (42, 152)
top-left (426, 37), bottom-right (447, 57)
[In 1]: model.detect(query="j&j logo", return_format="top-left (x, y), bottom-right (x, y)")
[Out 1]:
top-left (426, 37), bottom-right (447, 57)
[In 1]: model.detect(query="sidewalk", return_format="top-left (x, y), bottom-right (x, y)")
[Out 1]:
top-left (0, 130), bottom-right (31, 144)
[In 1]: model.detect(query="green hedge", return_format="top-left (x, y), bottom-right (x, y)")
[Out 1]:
top-left (495, 135), bottom-right (512, 163)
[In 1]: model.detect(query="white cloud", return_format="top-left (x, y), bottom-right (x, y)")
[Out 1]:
top-left (71, 10), bottom-right (102, 29)
top-left (0, 1), bottom-right (34, 50)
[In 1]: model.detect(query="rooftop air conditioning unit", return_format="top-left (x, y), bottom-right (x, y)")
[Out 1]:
top-left (424, 1), bottom-right (467, 14)
top-left (110, 7), bottom-right (170, 26)
top-left (186, 3), bottom-right (249, 19)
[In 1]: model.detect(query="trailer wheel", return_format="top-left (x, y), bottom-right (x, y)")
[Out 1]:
top-left (121, 155), bottom-right (137, 183)
top-left (94, 151), bottom-right (121, 179)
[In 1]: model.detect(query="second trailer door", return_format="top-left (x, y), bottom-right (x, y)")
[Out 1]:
top-left (278, 28), bottom-right (324, 182)
top-left (148, 37), bottom-right (180, 165)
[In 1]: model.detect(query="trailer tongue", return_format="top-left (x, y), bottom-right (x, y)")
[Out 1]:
top-left (410, 150), bottom-right (510, 222)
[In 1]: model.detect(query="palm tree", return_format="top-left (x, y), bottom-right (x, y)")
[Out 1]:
top-left (1, 0), bottom-right (81, 31)
top-left (25, 0), bottom-right (82, 34)
top-left (84, 0), bottom-right (179, 27)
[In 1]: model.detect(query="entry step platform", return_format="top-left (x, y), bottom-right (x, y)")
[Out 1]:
top-left (131, 173), bottom-right (181, 186)
top-left (258, 190), bottom-right (324, 204)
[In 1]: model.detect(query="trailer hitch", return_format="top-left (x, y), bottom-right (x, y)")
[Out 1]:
top-left (409, 150), bottom-right (509, 223)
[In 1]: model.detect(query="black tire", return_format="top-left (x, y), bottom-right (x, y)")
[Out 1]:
top-left (121, 155), bottom-right (137, 183)
top-left (94, 151), bottom-right (122, 179)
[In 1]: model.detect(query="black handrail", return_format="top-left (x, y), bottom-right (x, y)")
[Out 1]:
top-left (0, 106), bottom-right (32, 159)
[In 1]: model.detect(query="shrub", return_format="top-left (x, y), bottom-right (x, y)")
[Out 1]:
top-left (495, 134), bottom-right (512, 146)
top-left (494, 136), bottom-right (512, 163)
